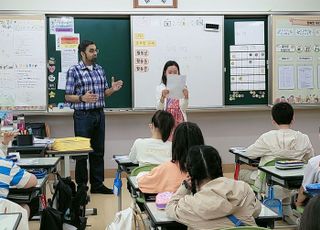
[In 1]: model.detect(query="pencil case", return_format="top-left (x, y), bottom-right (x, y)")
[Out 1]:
top-left (156, 192), bottom-right (173, 209)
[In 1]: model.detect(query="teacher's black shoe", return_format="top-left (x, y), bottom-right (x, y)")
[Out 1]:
top-left (90, 185), bottom-right (113, 194)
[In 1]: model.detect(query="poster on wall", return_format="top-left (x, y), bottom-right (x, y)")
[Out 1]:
top-left (272, 15), bottom-right (320, 104)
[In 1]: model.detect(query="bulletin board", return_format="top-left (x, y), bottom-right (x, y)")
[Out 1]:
top-left (131, 15), bottom-right (224, 109)
top-left (224, 16), bottom-right (269, 105)
top-left (0, 15), bottom-right (46, 111)
top-left (272, 15), bottom-right (320, 104)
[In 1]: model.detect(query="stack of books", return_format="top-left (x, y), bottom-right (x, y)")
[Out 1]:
top-left (275, 160), bottom-right (304, 170)
top-left (52, 137), bottom-right (91, 151)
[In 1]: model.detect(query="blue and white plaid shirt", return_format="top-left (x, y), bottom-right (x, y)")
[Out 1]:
top-left (65, 61), bottom-right (109, 110)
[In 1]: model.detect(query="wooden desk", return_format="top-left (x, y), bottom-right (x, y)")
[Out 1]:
top-left (229, 147), bottom-right (260, 180)
top-left (258, 165), bottom-right (305, 189)
top-left (0, 213), bottom-right (22, 230)
top-left (113, 155), bottom-right (138, 211)
top-left (46, 149), bottom-right (91, 177)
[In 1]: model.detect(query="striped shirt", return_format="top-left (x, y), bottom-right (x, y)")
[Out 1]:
top-left (65, 61), bottom-right (109, 110)
top-left (0, 158), bottom-right (31, 198)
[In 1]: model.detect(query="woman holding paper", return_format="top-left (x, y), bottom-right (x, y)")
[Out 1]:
top-left (156, 61), bottom-right (189, 132)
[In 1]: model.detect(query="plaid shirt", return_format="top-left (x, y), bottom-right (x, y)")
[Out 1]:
top-left (65, 61), bottom-right (109, 110)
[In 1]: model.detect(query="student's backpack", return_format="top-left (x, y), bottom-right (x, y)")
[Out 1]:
top-left (41, 173), bottom-right (88, 230)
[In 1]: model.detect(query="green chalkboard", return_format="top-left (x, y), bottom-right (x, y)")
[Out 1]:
top-left (224, 16), bottom-right (268, 105)
top-left (47, 17), bottom-right (131, 109)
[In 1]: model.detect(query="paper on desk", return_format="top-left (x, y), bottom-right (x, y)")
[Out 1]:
top-left (166, 75), bottom-right (186, 99)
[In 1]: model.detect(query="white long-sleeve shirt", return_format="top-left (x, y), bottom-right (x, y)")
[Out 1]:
top-left (129, 138), bottom-right (172, 166)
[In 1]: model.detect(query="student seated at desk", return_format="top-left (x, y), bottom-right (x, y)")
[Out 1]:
top-left (166, 145), bottom-right (261, 229)
top-left (138, 122), bottom-right (204, 193)
top-left (129, 110), bottom-right (175, 166)
top-left (295, 154), bottom-right (320, 210)
top-left (0, 157), bottom-right (37, 230)
top-left (239, 102), bottom-right (314, 193)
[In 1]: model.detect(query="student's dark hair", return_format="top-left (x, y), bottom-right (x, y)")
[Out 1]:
top-left (78, 40), bottom-right (95, 53)
top-left (171, 122), bottom-right (204, 173)
top-left (161, 60), bottom-right (180, 86)
top-left (151, 110), bottom-right (175, 142)
top-left (186, 145), bottom-right (223, 194)
top-left (299, 195), bottom-right (320, 230)
top-left (271, 102), bottom-right (294, 125)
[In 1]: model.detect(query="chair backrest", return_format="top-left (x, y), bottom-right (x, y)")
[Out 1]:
top-left (130, 164), bottom-right (158, 176)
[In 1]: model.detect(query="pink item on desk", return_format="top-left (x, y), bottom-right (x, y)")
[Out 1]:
top-left (156, 192), bottom-right (173, 209)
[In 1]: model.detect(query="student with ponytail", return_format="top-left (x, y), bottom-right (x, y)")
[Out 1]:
top-left (129, 110), bottom-right (175, 166)
top-left (166, 145), bottom-right (261, 230)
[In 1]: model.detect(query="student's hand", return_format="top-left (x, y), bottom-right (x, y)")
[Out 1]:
top-left (183, 87), bottom-right (189, 99)
top-left (82, 90), bottom-right (99, 103)
top-left (112, 80), bottom-right (123, 92)
top-left (2, 131), bottom-right (18, 146)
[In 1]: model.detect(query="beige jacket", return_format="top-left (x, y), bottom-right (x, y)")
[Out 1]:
top-left (166, 177), bottom-right (261, 230)
top-left (245, 129), bottom-right (314, 191)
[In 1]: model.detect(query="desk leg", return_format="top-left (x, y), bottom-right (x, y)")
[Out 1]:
top-left (63, 155), bottom-right (70, 177)
top-left (118, 169), bottom-right (122, 212)
top-left (234, 163), bottom-right (240, 180)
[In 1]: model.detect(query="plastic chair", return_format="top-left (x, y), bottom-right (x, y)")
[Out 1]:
top-left (130, 164), bottom-right (158, 205)
top-left (130, 164), bottom-right (158, 176)
top-left (222, 227), bottom-right (269, 230)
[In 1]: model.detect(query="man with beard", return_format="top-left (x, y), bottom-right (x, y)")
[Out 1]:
top-left (65, 40), bottom-right (123, 194)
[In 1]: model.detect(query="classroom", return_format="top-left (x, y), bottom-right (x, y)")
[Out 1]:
top-left (1, 0), bottom-right (320, 229)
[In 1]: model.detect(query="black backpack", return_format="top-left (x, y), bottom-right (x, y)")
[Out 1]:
top-left (41, 173), bottom-right (88, 230)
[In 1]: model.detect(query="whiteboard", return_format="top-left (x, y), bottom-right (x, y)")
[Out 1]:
top-left (272, 15), bottom-right (320, 105)
top-left (131, 15), bottom-right (223, 109)
top-left (0, 15), bottom-right (46, 111)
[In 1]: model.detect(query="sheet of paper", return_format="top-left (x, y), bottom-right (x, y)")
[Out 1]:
top-left (166, 75), bottom-right (186, 99)
top-left (278, 66), bottom-right (295, 90)
top-left (56, 33), bottom-right (80, 50)
top-left (49, 17), bottom-right (74, 34)
top-left (298, 66), bottom-right (313, 89)
top-left (234, 21), bottom-right (264, 45)
top-left (57, 72), bottom-right (67, 90)
top-left (61, 49), bottom-right (78, 72)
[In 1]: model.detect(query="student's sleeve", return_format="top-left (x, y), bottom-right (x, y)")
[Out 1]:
top-left (245, 134), bottom-right (270, 159)
top-left (65, 67), bottom-right (76, 95)
top-left (129, 139), bottom-right (139, 164)
top-left (302, 136), bottom-right (314, 161)
top-left (9, 163), bottom-right (31, 188)
top-left (156, 85), bottom-right (165, 110)
top-left (0, 143), bottom-right (7, 158)
top-left (137, 165), bottom-right (163, 193)
top-left (302, 160), bottom-right (316, 189)
top-left (179, 98), bottom-right (188, 112)
top-left (166, 184), bottom-right (233, 225)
